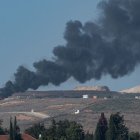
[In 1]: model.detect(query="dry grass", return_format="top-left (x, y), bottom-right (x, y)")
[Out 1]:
top-left (17, 114), bottom-right (35, 121)
top-left (0, 97), bottom-right (140, 133)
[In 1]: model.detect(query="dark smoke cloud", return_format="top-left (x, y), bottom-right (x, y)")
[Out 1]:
top-left (1, 0), bottom-right (140, 98)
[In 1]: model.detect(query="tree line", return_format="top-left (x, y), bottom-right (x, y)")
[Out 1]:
top-left (0, 113), bottom-right (140, 140)
top-left (0, 116), bottom-right (22, 140)
top-left (25, 112), bottom-right (140, 140)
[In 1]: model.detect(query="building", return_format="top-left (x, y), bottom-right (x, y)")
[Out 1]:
top-left (104, 97), bottom-right (107, 100)
top-left (82, 94), bottom-right (88, 99)
top-left (0, 133), bottom-right (37, 140)
top-left (135, 96), bottom-right (140, 99)
top-left (93, 96), bottom-right (97, 99)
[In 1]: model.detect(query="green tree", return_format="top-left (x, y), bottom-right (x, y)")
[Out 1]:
top-left (55, 120), bottom-right (69, 139)
top-left (84, 131), bottom-right (93, 140)
top-left (0, 119), bottom-right (5, 135)
top-left (25, 123), bottom-right (46, 139)
top-left (9, 117), bottom-right (22, 140)
top-left (13, 116), bottom-right (17, 140)
top-left (106, 112), bottom-right (128, 140)
top-left (46, 119), bottom-right (84, 140)
top-left (9, 117), bottom-right (14, 140)
top-left (25, 119), bottom-right (85, 140)
top-left (94, 113), bottom-right (108, 140)
top-left (129, 132), bottom-right (140, 140)
top-left (65, 121), bottom-right (84, 140)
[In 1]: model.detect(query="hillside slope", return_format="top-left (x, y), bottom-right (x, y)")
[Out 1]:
top-left (120, 85), bottom-right (140, 93)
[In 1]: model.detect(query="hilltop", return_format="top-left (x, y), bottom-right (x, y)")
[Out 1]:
top-left (74, 85), bottom-right (110, 92)
top-left (120, 85), bottom-right (140, 93)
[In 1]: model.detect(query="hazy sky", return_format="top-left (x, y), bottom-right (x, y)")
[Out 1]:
top-left (0, 0), bottom-right (140, 91)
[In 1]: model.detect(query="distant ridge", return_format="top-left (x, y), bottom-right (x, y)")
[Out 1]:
top-left (120, 85), bottom-right (140, 93)
top-left (74, 85), bottom-right (110, 92)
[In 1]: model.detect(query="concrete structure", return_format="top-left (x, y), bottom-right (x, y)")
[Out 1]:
top-left (39, 134), bottom-right (42, 139)
top-left (82, 95), bottom-right (88, 99)
top-left (74, 109), bottom-right (80, 114)
top-left (135, 96), bottom-right (140, 99)
top-left (104, 97), bottom-right (107, 100)
top-left (93, 96), bottom-right (97, 99)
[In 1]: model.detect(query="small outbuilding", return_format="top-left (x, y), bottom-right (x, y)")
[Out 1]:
top-left (93, 96), bottom-right (97, 99)
top-left (82, 95), bottom-right (88, 99)
top-left (104, 97), bottom-right (107, 100)
top-left (135, 96), bottom-right (140, 99)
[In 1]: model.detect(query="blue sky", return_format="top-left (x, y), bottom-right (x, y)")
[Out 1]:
top-left (0, 0), bottom-right (140, 91)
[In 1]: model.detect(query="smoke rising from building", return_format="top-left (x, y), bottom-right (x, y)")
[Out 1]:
top-left (1, 0), bottom-right (140, 98)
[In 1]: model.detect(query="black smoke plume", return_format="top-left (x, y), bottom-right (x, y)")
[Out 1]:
top-left (1, 0), bottom-right (140, 98)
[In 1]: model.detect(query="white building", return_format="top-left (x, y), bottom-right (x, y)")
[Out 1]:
top-left (82, 95), bottom-right (88, 99)
top-left (104, 97), bottom-right (107, 100)
top-left (135, 96), bottom-right (140, 99)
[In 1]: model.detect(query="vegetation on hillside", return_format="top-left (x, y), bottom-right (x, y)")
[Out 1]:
top-left (0, 113), bottom-right (140, 140)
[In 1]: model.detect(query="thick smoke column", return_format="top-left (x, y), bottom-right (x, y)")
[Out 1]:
top-left (1, 0), bottom-right (140, 98)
